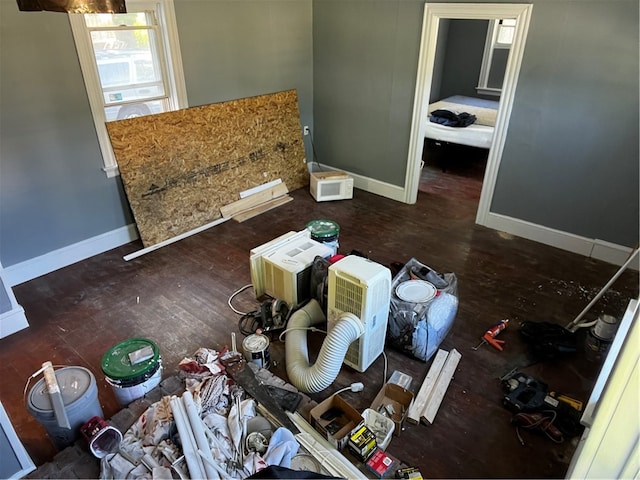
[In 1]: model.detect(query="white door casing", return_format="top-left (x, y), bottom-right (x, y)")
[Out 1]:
top-left (404, 2), bottom-right (533, 230)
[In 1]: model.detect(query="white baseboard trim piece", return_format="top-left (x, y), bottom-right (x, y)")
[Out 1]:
top-left (124, 217), bottom-right (230, 261)
top-left (483, 212), bottom-right (638, 269)
top-left (311, 163), bottom-right (406, 202)
top-left (0, 305), bottom-right (29, 339)
top-left (590, 239), bottom-right (640, 270)
top-left (4, 224), bottom-right (138, 287)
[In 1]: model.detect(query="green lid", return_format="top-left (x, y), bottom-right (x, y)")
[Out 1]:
top-left (306, 219), bottom-right (340, 239)
top-left (101, 338), bottom-right (160, 381)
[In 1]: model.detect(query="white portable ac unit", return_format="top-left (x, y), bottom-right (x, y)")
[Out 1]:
top-left (250, 230), bottom-right (311, 299)
top-left (327, 256), bottom-right (391, 372)
top-left (263, 237), bottom-right (333, 307)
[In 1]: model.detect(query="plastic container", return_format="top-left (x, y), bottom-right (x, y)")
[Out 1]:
top-left (101, 338), bottom-right (162, 406)
top-left (81, 416), bottom-right (123, 458)
top-left (27, 366), bottom-right (103, 450)
top-left (306, 219), bottom-right (340, 255)
top-left (362, 408), bottom-right (395, 450)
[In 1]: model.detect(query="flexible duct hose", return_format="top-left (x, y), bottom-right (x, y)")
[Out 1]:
top-left (285, 299), bottom-right (364, 393)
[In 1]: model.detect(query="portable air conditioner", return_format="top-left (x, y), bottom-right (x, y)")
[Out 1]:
top-left (263, 237), bottom-right (333, 307)
top-left (327, 256), bottom-right (392, 372)
top-left (250, 230), bottom-right (311, 299)
top-left (310, 171), bottom-right (354, 202)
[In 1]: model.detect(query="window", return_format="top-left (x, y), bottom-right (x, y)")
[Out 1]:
top-left (476, 19), bottom-right (516, 97)
top-left (69, 0), bottom-right (187, 177)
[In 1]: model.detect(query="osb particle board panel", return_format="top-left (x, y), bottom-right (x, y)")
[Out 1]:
top-left (107, 89), bottom-right (308, 248)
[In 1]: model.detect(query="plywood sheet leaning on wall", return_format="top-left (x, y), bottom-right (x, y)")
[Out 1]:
top-left (106, 89), bottom-right (309, 248)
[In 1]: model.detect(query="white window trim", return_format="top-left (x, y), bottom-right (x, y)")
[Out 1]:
top-left (69, 0), bottom-right (188, 177)
top-left (476, 19), bottom-right (511, 97)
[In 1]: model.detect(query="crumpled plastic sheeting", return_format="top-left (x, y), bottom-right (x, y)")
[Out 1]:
top-left (100, 348), bottom-right (303, 480)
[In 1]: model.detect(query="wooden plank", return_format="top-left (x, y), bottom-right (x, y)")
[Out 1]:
top-left (421, 348), bottom-right (462, 425)
top-left (311, 170), bottom-right (350, 180)
top-left (406, 349), bottom-right (448, 424)
top-left (240, 179), bottom-right (282, 199)
top-left (232, 195), bottom-right (293, 223)
top-left (220, 182), bottom-right (289, 218)
top-left (107, 90), bottom-right (309, 248)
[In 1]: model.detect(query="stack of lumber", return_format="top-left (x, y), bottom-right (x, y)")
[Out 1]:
top-left (220, 182), bottom-right (292, 223)
top-left (406, 349), bottom-right (461, 425)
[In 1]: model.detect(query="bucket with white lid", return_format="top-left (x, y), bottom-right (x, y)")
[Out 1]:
top-left (27, 366), bottom-right (103, 450)
top-left (101, 338), bottom-right (163, 406)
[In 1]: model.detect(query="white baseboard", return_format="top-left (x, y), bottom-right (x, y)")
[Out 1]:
top-left (3, 189), bottom-right (636, 288)
top-left (483, 212), bottom-right (639, 269)
top-left (0, 305), bottom-right (29, 339)
top-left (310, 163), bottom-right (406, 202)
top-left (4, 224), bottom-right (139, 287)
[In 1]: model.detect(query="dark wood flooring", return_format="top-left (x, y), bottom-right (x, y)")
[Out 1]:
top-left (2, 148), bottom-right (638, 478)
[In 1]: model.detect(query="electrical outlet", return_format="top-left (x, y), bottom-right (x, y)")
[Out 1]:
top-left (303, 126), bottom-right (310, 136)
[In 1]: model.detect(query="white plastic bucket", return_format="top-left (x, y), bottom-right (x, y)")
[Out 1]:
top-left (27, 366), bottom-right (103, 450)
top-left (362, 408), bottom-right (395, 450)
top-left (101, 338), bottom-right (163, 406)
top-left (105, 363), bottom-right (163, 406)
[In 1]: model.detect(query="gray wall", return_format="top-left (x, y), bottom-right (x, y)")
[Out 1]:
top-left (0, 0), bottom-right (313, 270)
top-left (492, 0), bottom-right (638, 245)
top-left (0, 4), bottom-right (134, 267)
top-left (174, 0), bottom-right (313, 131)
top-left (313, 0), bottom-right (639, 247)
top-left (439, 19), bottom-right (489, 99)
top-left (0, 0), bottom-right (638, 276)
top-left (312, 1), bottom-right (422, 180)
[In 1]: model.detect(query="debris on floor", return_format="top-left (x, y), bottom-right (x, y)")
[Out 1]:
top-left (98, 347), bottom-right (332, 479)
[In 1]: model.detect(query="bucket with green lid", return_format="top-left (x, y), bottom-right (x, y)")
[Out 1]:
top-left (101, 338), bottom-right (162, 406)
top-left (306, 219), bottom-right (340, 254)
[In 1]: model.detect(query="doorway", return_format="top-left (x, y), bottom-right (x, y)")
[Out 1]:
top-left (403, 3), bottom-right (533, 228)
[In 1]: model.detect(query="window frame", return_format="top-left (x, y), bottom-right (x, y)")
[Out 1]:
top-left (69, 0), bottom-right (187, 177)
top-left (476, 18), bottom-right (514, 97)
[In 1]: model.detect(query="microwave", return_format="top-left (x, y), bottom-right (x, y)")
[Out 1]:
top-left (310, 171), bottom-right (354, 202)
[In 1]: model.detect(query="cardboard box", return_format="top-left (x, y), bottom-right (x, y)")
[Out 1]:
top-left (310, 394), bottom-right (364, 450)
top-left (370, 383), bottom-right (414, 437)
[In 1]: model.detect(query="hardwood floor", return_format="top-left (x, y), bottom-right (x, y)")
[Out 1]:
top-left (2, 155), bottom-right (637, 478)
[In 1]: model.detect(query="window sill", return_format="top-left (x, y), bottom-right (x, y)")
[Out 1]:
top-left (475, 87), bottom-right (502, 97)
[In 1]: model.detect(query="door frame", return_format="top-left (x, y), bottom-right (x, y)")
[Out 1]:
top-left (403, 3), bottom-right (533, 228)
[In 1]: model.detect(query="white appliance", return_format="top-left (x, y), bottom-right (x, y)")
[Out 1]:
top-left (310, 171), bottom-right (354, 202)
top-left (249, 230), bottom-right (311, 299)
top-left (327, 256), bottom-right (391, 372)
top-left (263, 237), bottom-right (333, 307)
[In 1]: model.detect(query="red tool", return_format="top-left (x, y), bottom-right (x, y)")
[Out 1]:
top-left (472, 319), bottom-right (509, 351)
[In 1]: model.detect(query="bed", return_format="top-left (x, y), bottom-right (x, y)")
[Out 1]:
top-left (424, 95), bottom-right (500, 149)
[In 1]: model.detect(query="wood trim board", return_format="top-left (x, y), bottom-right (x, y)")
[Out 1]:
top-left (406, 348), bottom-right (462, 425)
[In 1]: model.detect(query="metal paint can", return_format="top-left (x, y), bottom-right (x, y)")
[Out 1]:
top-left (242, 333), bottom-right (271, 369)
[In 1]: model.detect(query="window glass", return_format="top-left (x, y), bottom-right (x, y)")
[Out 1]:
top-left (69, 0), bottom-right (187, 176)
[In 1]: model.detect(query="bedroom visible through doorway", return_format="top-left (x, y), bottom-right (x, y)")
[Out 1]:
top-left (404, 3), bottom-right (533, 228)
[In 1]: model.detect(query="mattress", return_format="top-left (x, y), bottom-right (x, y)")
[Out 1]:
top-left (424, 95), bottom-right (500, 149)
